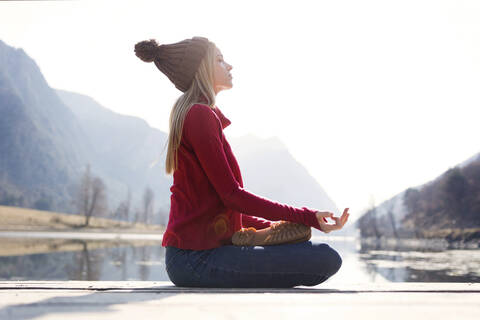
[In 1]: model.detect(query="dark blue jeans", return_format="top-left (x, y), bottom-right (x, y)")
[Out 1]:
top-left (165, 241), bottom-right (342, 288)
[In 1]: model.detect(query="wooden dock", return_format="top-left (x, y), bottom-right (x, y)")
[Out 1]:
top-left (0, 281), bottom-right (479, 319)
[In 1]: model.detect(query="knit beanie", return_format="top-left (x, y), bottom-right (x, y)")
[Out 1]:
top-left (134, 36), bottom-right (210, 92)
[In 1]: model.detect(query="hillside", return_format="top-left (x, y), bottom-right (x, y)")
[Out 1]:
top-left (0, 39), bottom-right (91, 212)
top-left (357, 152), bottom-right (480, 242)
top-left (0, 39), bottom-right (172, 223)
top-left (0, 205), bottom-right (164, 232)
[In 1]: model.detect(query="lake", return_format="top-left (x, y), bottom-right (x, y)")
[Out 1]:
top-left (0, 233), bottom-right (479, 284)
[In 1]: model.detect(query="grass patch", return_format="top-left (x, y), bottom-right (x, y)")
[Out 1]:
top-left (0, 205), bottom-right (165, 232)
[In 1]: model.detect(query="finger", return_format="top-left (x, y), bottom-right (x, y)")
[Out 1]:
top-left (322, 224), bottom-right (334, 233)
top-left (337, 214), bottom-right (346, 226)
top-left (342, 213), bottom-right (349, 224)
top-left (318, 211), bottom-right (334, 217)
top-left (332, 217), bottom-right (343, 227)
top-left (322, 214), bottom-right (333, 223)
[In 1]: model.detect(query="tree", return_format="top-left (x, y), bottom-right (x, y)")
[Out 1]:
top-left (76, 164), bottom-right (108, 226)
top-left (357, 194), bottom-right (381, 238)
top-left (386, 201), bottom-right (398, 238)
top-left (442, 167), bottom-right (468, 227)
top-left (142, 186), bottom-right (155, 224)
top-left (135, 186), bottom-right (154, 224)
top-left (368, 195), bottom-right (380, 238)
top-left (404, 188), bottom-right (421, 215)
top-left (114, 186), bottom-right (131, 222)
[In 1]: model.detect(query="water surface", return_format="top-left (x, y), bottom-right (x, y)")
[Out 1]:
top-left (0, 233), bottom-right (479, 284)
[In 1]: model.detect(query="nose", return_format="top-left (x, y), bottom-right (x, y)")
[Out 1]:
top-left (227, 63), bottom-right (233, 71)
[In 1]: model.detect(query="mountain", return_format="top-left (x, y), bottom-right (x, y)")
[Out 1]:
top-left (55, 89), bottom-right (172, 222)
top-left (0, 39), bottom-right (91, 212)
top-left (229, 134), bottom-right (350, 236)
top-left (0, 39), bottom-right (172, 221)
top-left (459, 152), bottom-right (480, 168)
top-left (356, 151), bottom-right (480, 240)
top-left (230, 134), bottom-right (338, 213)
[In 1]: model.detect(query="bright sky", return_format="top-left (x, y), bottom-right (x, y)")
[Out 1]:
top-left (1, 0), bottom-right (480, 221)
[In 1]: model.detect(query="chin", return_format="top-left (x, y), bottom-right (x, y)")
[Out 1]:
top-left (215, 83), bottom-right (233, 93)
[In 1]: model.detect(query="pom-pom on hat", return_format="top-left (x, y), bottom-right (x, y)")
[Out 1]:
top-left (134, 36), bottom-right (210, 92)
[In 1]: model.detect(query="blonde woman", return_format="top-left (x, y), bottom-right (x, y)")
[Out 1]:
top-left (134, 36), bottom-right (349, 288)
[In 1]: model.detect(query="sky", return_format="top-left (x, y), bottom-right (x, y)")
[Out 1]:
top-left (1, 0), bottom-right (480, 221)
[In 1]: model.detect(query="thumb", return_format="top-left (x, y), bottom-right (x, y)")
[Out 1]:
top-left (317, 211), bottom-right (334, 217)
top-left (316, 211), bottom-right (333, 223)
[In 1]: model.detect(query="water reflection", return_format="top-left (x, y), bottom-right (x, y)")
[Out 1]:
top-left (358, 238), bottom-right (480, 282)
top-left (0, 238), bottom-right (169, 281)
top-left (0, 236), bottom-right (479, 282)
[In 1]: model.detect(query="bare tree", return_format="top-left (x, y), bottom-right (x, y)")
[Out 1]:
top-left (133, 208), bottom-right (140, 224)
top-left (142, 186), bottom-right (154, 224)
top-left (77, 164), bottom-right (108, 226)
top-left (78, 164), bottom-right (92, 222)
top-left (386, 201), bottom-right (399, 238)
top-left (368, 194), bottom-right (380, 238)
top-left (114, 186), bottom-right (131, 222)
top-left (134, 186), bottom-right (155, 224)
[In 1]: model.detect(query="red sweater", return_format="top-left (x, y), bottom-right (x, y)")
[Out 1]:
top-left (162, 103), bottom-right (324, 250)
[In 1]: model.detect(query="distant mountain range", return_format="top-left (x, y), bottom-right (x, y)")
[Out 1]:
top-left (356, 152), bottom-right (480, 240)
top-left (0, 39), bottom-right (341, 230)
top-left (0, 39), bottom-right (91, 212)
top-left (229, 134), bottom-right (338, 213)
top-left (227, 134), bottom-right (356, 236)
top-left (55, 89), bottom-right (172, 223)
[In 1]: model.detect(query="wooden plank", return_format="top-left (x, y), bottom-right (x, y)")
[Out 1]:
top-left (0, 281), bottom-right (478, 292)
top-left (0, 282), bottom-right (478, 320)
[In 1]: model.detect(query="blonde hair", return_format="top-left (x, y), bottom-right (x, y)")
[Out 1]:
top-left (164, 41), bottom-right (217, 174)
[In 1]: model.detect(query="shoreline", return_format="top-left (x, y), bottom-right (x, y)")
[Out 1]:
top-left (0, 204), bottom-right (165, 234)
top-left (359, 235), bottom-right (480, 250)
top-left (0, 226), bottom-right (164, 234)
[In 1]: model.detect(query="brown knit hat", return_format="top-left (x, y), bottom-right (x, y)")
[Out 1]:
top-left (134, 36), bottom-right (210, 92)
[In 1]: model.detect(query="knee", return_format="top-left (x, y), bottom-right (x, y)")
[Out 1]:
top-left (327, 247), bottom-right (342, 276)
top-left (315, 244), bottom-right (342, 277)
top-left (300, 244), bottom-right (343, 286)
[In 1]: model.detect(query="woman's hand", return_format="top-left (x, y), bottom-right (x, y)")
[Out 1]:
top-left (316, 208), bottom-right (350, 233)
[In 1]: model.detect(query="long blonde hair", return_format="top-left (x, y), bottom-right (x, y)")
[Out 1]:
top-left (164, 41), bottom-right (217, 174)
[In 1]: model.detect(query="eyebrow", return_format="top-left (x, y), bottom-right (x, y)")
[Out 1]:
top-left (216, 54), bottom-right (223, 58)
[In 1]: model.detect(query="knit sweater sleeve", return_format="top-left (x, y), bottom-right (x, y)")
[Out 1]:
top-left (242, 214), bottom-right (272, 230)
top-left (184, 104), bottom-right (324, 231)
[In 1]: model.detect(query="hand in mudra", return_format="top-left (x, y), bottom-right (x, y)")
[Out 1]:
top-left (316, 208), bottom-right (350, 233)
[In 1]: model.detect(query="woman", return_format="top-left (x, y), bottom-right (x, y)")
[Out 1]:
top-left (134, 36), bottom-right (350, 288)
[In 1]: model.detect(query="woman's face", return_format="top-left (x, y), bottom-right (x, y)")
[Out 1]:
top-left (213, 46), bottom-right (233, 94)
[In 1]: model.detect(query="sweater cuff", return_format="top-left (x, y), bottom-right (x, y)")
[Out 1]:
top-left (304, 209), bottom-right (326, 231)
